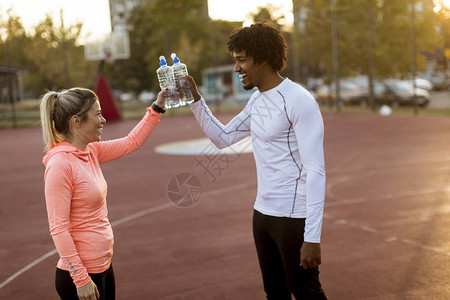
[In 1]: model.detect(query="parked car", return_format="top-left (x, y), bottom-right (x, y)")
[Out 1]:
top-left (383, 80), bottom-right (430, 107)
top-left (358, 81), bottom-right (389, 106)
top-left (414, 78), bottom-right (433, 91)
top-left (358, 79), bottom-right (429, 107)
top-left (429, 72), bottom-right (447, 90)
top-left (138, 90), bottom-right (156, 103)
top-left (315, 80), bottom-right (364, 105)
top-left (119, 92), bottom-right (135, 102)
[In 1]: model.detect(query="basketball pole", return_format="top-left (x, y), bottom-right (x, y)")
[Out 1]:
top-left (97, 59), bottom-right (105, 76)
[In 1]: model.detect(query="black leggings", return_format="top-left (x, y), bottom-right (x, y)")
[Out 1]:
top-left (55, 264), bottom-right (116, 300)
top-left (253, 210), bottom-right (327, 300)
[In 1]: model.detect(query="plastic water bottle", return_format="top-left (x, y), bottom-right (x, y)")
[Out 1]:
top-left (171, 53), bottom-right (194, 106)
top-left (156, 55), bottom-right (179, 109)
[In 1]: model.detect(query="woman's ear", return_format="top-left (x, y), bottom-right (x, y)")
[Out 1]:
top-left (71, 115), bottom-right (81, 128)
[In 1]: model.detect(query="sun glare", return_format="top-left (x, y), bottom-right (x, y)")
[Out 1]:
top-left (434, 0), bottom-right (450, 12)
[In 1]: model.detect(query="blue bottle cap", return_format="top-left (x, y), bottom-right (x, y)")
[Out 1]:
top-left (159, 55), bottom-right (167, 66)
top-left (171, 53), bottom-right (180, 63)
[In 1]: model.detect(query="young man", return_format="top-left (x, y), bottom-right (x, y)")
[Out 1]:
top-left (186, 22), bottom-right (327, 299)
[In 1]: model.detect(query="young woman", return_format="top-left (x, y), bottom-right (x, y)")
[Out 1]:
top-left (40, 87), bottom-right (167, 300)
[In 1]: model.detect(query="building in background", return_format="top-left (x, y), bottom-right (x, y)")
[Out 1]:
top-left (109, 0), bottom-right (142, 32)
top-left (109, 0), bottom-right (209, 32)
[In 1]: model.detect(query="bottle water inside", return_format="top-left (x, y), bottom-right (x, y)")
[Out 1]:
top-left (156, 55), bottom-right (179, 109)
top-left (171, 53), bottom-right (194, 106)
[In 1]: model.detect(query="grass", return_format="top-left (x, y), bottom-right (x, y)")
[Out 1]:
top-left (1, 98), bottom-right (449, 130)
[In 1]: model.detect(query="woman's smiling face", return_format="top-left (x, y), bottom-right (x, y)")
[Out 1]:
top-left (77, 100), bottom-right (106, 145)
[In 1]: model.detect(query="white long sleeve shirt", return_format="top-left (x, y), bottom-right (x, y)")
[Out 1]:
top-left (190, 78), bottom-right (326, 242)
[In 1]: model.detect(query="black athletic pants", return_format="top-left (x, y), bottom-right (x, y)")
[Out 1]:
top-left (253, 210), bottom-right (327, 300)
top-left (55, 264), bottom-right (116, 300)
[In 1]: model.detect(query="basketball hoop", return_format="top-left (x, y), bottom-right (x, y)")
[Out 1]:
top-left (103, 44), bottom-right (115, 64)
top-left (84, 30), bottom-right (130, 63)
top-left (105, 52), bottom-right (114, 64)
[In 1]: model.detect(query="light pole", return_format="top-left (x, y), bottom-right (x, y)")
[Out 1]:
top-left (5, 17), bottom-right (17, 128)
top-left (292, 1), bottom-right (302, 83)
top-left (299, 7), bottom-right (309, 88)
top-left (411, 0), bottom-right (418, 116)
top-left (367, 2), bottom-right (376, 113)
top-left (331, 0), bottom-right (341, 112)
top-left (60, 9), bottom-right (70, 88)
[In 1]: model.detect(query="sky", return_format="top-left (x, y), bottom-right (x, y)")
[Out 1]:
top-left (0, 0), bottom-right (293, 43)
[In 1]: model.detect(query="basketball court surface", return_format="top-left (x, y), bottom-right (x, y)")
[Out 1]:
top-left (0, 110), bottom-right (449, 299)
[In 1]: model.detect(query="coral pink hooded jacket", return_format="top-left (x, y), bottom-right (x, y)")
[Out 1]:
top-left (43, 108), bottom-right (160, 288)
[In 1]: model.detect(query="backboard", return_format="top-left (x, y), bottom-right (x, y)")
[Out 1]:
top-left (84, 30), bottom-right (130, 62)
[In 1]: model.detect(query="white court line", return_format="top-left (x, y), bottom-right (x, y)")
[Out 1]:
top-left (401, 238), bottom-right (450, 257)
top-left (326, 160), bottom-right (450, 204)
top-left (325, 198), bottom-right (367, 207)
top-left (326, 156), bottom-right (450, 176)
top-left (382, 186), bottom-right (450, 199)
top-left (111, 183), bottom-right (251, 227)
top-left (326, 186), bottom-right (450, 208)
top-left (324, 174), bottom-right (450, 256)
top-left (110, 202), bottom-right (173, 227)
top-left (325, 216), bottom-right (450, 257)
top-left (0, 183), bottom-right (252, 290)
top-left (0, 249), bottom-right (58, 290)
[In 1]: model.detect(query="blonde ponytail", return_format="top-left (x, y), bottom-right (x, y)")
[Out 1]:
top-left (40, 92), bottom-right (62, 150)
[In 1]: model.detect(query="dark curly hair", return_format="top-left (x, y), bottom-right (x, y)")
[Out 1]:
top-left (227, 21), bottom-right (287, 72)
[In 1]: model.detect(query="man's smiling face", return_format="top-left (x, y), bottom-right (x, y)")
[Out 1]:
top-left (233, 50), bottom-right (265, 91)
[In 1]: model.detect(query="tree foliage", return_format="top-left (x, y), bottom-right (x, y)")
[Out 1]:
top-left (250, 4), bottom-right (286, 28)
top-left (0, 10), bottom-right (96, 96)
top-left (293, 0), bottom-right (442, 82)
top-left (120, 0), bottom-right (213, 92)
top-left (433, 0), bottom-right (450, 55)
top-left (0, 1), bottom-right (446, 96)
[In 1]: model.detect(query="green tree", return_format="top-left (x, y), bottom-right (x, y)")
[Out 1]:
top-left (25, 12), bottom-right (96, 93)
top-left (0, 10), bottom-right (97, 95)
top-left (122, 0), bottom-right (211, 92)
top-left (250, 4), bottom-right (286, 28)
top-left (430, 0), bottom-right (450, 68)
top-left (293, 0), bottom-right (333, 81)
top-left (370, 0), bottom-right (441, 77)
top-left (293, 0), bottom-right (442, 82)
top-left (209, 20), bottom-right (243, 65)
top-left (0, 11), bottom-right (30, 68)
